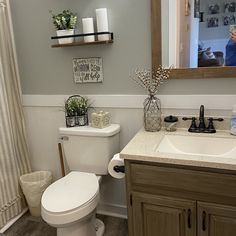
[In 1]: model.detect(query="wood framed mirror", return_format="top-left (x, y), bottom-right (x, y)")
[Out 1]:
top-left (151, 0), bottom-right (236, 79)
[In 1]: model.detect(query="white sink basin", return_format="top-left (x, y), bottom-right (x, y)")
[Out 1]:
top-left (156, 134), bottom-right (236, 158)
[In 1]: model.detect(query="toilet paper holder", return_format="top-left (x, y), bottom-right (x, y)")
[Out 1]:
top-left (113, 165), bottom-right (125, 173)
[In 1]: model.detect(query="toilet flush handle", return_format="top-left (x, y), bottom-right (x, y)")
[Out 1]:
top-left (60, 136), bottom-right (69, 141)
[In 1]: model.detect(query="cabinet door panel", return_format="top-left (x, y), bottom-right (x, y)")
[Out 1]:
top-left (143, 204), bottom-right (183, 236)
top-left (132, 192), bottom-right (196, 236)
top-left (198, 202), bottom-right (236, 236)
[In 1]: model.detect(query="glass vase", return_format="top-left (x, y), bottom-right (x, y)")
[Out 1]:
top-left (144, 95), bottom-right (162, 132)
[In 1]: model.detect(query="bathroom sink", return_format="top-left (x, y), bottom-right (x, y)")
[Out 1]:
top-left (156, 134), bottom-right (236, 158)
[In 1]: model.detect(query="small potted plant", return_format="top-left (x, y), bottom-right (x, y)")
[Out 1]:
top-left (65, 95), bottom-right (92, 127)
top-left (51, 10), bottom-right (77, 44)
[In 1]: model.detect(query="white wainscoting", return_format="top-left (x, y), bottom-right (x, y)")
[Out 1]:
top-left (97, 203), bottom-right (127, 219)
top-left (22, 94), bottom-right (236, 218)
top-left (23, 94), bottom-right (236, 110)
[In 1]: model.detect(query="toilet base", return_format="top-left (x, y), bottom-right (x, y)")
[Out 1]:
top-left (57, 217), bottom-right (104, 236)
top-left (95, 218), bottom-right (105, 236)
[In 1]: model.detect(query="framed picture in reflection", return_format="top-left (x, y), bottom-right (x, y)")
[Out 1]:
top-left (224, 2), bottom-right (236, 13)
top-left (223, 15), bottom-right (236, 25)
top-left (208, 4), bottom-right (220, 14)
top-left (207, 17), bottom-right (219, 27)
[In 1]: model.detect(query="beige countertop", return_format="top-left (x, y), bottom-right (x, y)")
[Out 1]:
top-left (120, 128), bottom-right (236, 171)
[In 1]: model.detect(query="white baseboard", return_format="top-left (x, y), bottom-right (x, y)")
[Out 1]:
top-left (0, 208), bottom-right (28, 233)
top-left (97, 203), bottom-right (127, 219)
top-left (22, 94), bottom-right (236, 110)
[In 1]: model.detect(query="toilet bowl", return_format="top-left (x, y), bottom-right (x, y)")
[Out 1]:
top-left (42, 124), bottom-right (120, 236)
top-left (41, 171), bottom-right (104, 236)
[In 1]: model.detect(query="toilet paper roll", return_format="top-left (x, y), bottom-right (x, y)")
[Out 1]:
top-left (82, 18), bottom-right (95, 42)
top-left (96, 8), bottom-right (109, 41)
top-left (108, 153), bottom-right (125, 179)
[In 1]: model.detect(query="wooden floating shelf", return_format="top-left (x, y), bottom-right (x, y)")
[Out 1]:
top-left (51, 39), bottom-right (113, 48)
top-left (51, 31), bottom-right (114, 48)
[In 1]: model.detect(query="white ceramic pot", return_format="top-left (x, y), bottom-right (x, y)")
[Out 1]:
top-left (56, 29), bottom-right (75, 44)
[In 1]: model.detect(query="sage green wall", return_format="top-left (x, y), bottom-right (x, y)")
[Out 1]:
top-left (11, 0), bottom-right (236, 95)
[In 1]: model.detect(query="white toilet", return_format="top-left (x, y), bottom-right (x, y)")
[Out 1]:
top-left (41, 124), bottom-right (120, 236)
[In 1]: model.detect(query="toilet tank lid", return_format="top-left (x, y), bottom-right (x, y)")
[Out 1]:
top-left (59, 124), bottom-right (120, 137)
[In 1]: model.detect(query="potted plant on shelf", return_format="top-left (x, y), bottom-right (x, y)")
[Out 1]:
top-left (51, 10), bottom-right (77, 44)
top-left (65, 95), bottom-right (92, 127)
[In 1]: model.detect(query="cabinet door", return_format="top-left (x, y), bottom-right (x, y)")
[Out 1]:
top-left (132, 192), bottom-right (196, 236)
top-left (198, 202), bottom-right (236, 236)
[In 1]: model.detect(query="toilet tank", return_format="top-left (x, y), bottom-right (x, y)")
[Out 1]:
top-left (59, 124), bottom-right (120, 175)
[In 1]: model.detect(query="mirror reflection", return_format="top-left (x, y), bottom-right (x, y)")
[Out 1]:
top-left (162, 0), bottom-right (236, 68)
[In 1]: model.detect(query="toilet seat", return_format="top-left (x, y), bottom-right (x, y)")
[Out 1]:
top-left (41, 171), bottom-right (99, 226)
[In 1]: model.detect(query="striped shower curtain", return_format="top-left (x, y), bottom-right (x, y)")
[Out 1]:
top-left (0, 0), bottom-right (31, 229)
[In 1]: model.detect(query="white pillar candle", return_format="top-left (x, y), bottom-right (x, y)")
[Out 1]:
top-left (82, 18), bottom-right (95, 42)
top-left (95, 8), bottom-right (109, 41)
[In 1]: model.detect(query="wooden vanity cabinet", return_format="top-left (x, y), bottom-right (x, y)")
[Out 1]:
top-left (132, 192), bottom-right (196, 236)
top-left (198, 202), bottom-right (236, 236)
top-left (125, 160), bottom-right (236, 236)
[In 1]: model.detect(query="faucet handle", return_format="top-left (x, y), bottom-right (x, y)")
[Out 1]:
top-left (183, 117), bottom-right (197, 132)
top-left (206, 118), bottom-right (224, 133)
top-left (208, 118), bottom-right (224, 122)
top-left (182, 117), bottom-right (196, 121)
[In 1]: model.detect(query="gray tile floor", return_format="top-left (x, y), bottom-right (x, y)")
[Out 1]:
top-left (3, 213), bottom-right (128, 236)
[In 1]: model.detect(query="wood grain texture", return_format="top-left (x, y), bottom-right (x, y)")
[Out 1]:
top-left (151, 0), bottom-right (162, 70)
top-left (132, 192), bottom-right (196, 236)
top-left (51, 40), bottom-right (113, 48)
top-left (130, 162), bottom-right (236, 206)
top-left (151, 0), bottom-right (236, 79)
top-left (198, 202), bottom-right (236, 236)
top-left (125, 160), bottom-right (236, 236)
top-left (125, 160), bottom-right (134, 236)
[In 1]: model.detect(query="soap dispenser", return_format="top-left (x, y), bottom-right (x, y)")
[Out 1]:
top-left (231, 105), bottom-right (236, 135)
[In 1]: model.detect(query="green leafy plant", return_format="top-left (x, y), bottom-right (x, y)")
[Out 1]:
top-left (65, 96), bottom-right (92, 117)
top-left (51, 10), bottom-right (77, 30)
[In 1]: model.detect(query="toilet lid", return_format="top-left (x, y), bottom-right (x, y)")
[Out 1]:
top-left (41, 171), bottom-right (99, 213)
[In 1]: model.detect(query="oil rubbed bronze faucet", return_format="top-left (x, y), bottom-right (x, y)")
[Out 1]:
top-left (199, 105), bottom-right (206, 131)
top-left (183, 105), bottom-right (224, 133)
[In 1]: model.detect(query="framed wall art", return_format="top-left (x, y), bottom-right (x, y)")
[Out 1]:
top-left (73, 57), bottom-right (103, 83)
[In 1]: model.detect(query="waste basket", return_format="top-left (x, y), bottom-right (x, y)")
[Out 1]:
top-left (20, 171), bottom-right (52, 217)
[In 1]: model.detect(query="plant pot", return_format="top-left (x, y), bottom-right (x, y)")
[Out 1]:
top-left (66, 116), bottom-right (76, 127)
top-left (56, 29), bottom-right (75, 44)
top-left (75, 114), bottom-right (88, 126)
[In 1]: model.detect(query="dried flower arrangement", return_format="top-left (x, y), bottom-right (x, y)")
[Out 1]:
top-left (131, 66), bottom-right (171, 96)
top-left (131, 66), bottom-right (172, 132)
